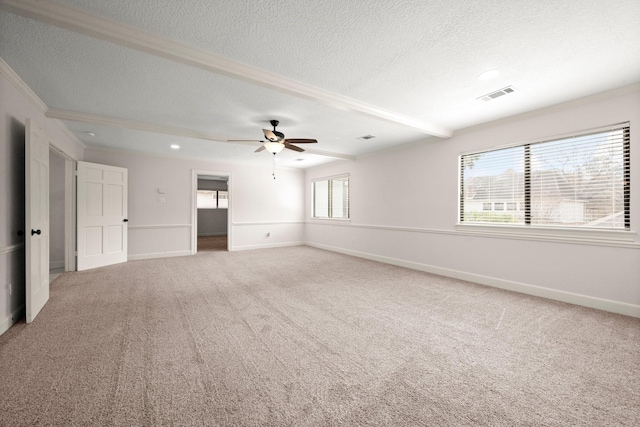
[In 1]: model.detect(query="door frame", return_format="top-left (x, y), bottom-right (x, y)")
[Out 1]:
top-left (49, 144), bottom-right (76, 272)
top-left (191, 169), bottom-right (232, 253)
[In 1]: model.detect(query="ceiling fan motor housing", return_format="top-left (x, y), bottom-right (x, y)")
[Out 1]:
top-left (266, 120), bottom-right (285, 141)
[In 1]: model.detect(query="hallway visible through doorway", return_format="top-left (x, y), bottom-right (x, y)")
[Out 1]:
top-left (197, 235), bottom-right (227, 252)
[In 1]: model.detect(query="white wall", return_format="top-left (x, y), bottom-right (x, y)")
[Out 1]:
top-left (0, 61), bottom-right (84, 334)
top-left (305, 88), bottom-right (640, 316)
top-left (83, 149), bottom-right (305, 259)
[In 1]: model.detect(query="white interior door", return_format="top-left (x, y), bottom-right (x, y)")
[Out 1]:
top-left (77, 161), bottom-right (128, 271)
top-left (25, 119), bottom-right (50, 323)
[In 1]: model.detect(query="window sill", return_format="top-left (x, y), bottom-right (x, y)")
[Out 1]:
top-left (456, 223), bottom-right (638, 247)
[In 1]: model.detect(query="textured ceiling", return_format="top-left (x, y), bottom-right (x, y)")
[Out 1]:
top-left (1, 0), bottom-right (639, 168)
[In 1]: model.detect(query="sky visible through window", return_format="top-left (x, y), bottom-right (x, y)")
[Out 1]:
top-left (461, 128), bottom-right (627, 228)
top-left (464, 130), bottom-right (622, 178)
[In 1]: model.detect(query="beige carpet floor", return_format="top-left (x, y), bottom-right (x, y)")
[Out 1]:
top-left (1, 246), bottom-right (639, 426)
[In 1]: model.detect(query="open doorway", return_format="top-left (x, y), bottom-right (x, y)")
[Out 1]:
top-left (49, 146), bottom-right (75, 281)
top-left (191, 170), bottom-right (231, 253)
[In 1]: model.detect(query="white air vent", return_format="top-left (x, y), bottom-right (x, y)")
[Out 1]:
top-left (357, 134), bottom-right (376, 140)
top-left (478, 86), bottom-right (516, 102)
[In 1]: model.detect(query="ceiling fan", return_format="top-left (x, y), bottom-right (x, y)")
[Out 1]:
top-left (231, 120), bottom-right (317, 154)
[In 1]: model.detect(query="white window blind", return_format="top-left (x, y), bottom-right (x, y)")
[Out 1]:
top-left (313, 180), bottom-right (329, 218)
top-left (313, 175), bottom-right (350, 219)
top-left (460, 123), bottom-right (630, 230)
top-left (218, 191), bottom-right (229, 209)
top-left (331, 177), bottom-right (350, 219)
top-left (197, 190), bottom-right (218, 209)
top-left (197, 190), bottom-right (228, 209)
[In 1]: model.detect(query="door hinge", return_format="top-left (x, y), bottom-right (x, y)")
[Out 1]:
top-left (74, 251), bottom-right (78, 256)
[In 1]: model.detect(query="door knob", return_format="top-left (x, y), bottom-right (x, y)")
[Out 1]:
top-left (123, 219), bottom-right (129, 222)
top-left (31, 229), bottom-right (41, 235)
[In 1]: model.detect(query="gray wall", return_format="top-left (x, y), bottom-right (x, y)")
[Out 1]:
top-left (49, 150), bottom-right (65, 269)
top-left (1, 63), bottom-right (84, 335)
top-left (197, 178), bottom-right (228, 236)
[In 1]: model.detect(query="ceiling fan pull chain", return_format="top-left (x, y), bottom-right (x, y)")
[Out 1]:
top-left (272, 153), bottom-right (276, 179)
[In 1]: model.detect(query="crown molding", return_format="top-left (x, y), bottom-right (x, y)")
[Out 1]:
top-left (302, 148), bottom-right (354, 161)
top-left (83, 145), bottom-right (302, 171)
top-left (455, 83), bottom-right (640, 137)
top-left (1, 57), bottom-right (86, 151)
top-left (0, 0), bottom-right (452, 139)
top-left (47, 109), bottom-right (354, 160)
top-left (45, 108), bottom-right (230, 142)
top-left (52, 118), bottom-right (86, 149)
top-left (0, 56), bottom-right (47, 113)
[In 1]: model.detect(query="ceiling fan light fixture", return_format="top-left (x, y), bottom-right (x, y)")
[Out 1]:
top-left (264, 141), bottom-right (284, 154)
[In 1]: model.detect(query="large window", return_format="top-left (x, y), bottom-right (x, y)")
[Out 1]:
top-left (459, 123), bottom-right (630, 230)
top-left (197, 190), bottom-right (228, 209)
top-left (313, 175), bottom-right (350, 219)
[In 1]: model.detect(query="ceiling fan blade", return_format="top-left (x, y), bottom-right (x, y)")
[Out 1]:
top-left (254, 145), bottom-right (266, 153)
top-left (284, 143), bottom-right (305, 152)
top-left (262, 129), bottom-right (280, 142)
top-left (284, 138), bottom-right (317, 144)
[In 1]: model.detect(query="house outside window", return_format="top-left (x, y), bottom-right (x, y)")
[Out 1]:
top-left (459, 123), bottom-right (630, 230)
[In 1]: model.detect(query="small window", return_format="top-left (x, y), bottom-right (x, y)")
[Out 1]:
top-left (217, 191), bottom-right (229, 209)
top-left (460, 123), bottom-right (630, 230)
top-left (197, 190), bottom-right (228, 209)
top-left (313, 180), bottom-right (329, 218)
top-left (313, 175), bottom-right (350, 219)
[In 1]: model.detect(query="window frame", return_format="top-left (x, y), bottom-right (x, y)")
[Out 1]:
top-left (457, 122), bottom-right (633, 242)
top-left (196, 189), bottom-right (228, 210)
top-left (312, 174), bottom-right (350, 220)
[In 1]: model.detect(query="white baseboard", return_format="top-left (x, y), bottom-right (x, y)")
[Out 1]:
top-left (128, 250), bottom-right (192, 261)
top-left (0, 305), bottom-right (25, 336)
top-left (233, 241), bottom-right (304, 251)
top-left (197, 232), bottom-right (227, 237)
top-left (306, 242), bottom-right (640, 318)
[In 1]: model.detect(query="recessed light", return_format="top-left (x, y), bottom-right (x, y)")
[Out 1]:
top-left (477, 69), bottom-right (500, 81)
top-left (170, 144), bottom-right (180, 150)
top-left (84, 131), bottom-right (95, 137)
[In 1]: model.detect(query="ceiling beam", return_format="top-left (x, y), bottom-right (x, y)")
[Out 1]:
top-left (1, 0), bottom-right (452, 139)
top-left (45, 108), bottom-right (355, 160)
